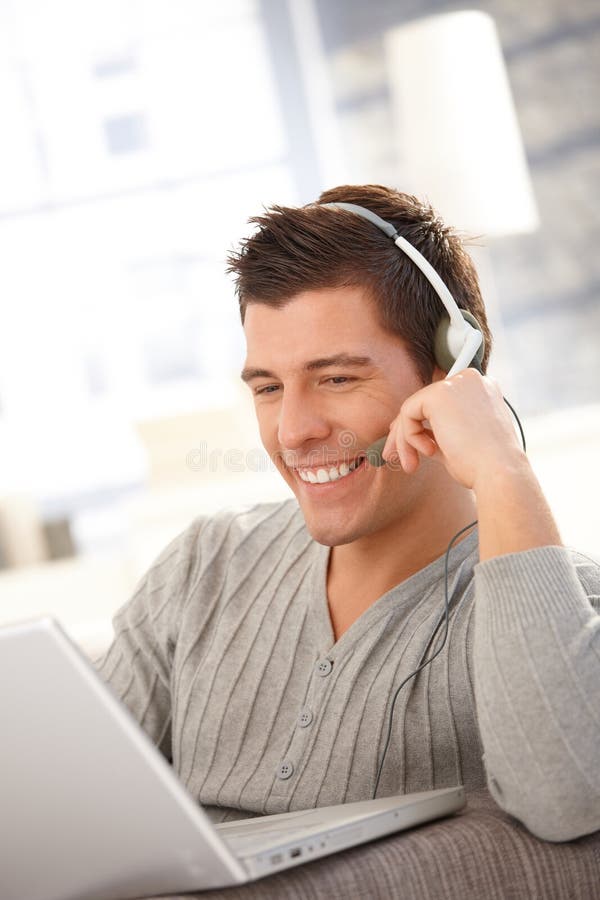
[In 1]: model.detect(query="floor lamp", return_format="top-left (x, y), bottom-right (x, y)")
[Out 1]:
top-left (384, 10), bottom-right (539, 391)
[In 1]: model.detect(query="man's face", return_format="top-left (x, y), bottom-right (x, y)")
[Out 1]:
top-left (242, 287), bottom-right (436, 547)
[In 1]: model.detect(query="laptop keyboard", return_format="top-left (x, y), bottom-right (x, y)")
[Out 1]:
top-left (217, 821), bottom-right (319, 839)
top-left (217, 821), bottom-right (323, 853)
top-left (216, 807), bottom-right (325, 837)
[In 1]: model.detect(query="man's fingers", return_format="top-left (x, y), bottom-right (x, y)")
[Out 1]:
top-left (381, 415), bottom-right (437, 471)
top-left (401, 444), bottom-right (420, 473)
top-left (412, 433), bottom-right (437, 456)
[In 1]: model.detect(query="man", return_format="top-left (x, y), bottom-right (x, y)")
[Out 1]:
top-left (98, 185), bottom-right (600, 841)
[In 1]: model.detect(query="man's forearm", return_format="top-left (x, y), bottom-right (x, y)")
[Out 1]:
top-left (474, 452), bottom-right (562, 562)
top-left (472, 543), bottom-right (600, 841)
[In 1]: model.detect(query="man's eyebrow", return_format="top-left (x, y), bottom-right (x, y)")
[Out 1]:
top-left (240, 354), bottom-right (374, 383)
top-left (240, 366), bottom-right (274, 383)
top-left (305, 353), bottom-right (374, 371)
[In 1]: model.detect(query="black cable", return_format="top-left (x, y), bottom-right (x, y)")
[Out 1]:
top-left (372, 518), bottom-right (477, 799)
top-left (372, 391), bottom-right (527, 799)
top-left (503, 395), bottom-right (526, 453)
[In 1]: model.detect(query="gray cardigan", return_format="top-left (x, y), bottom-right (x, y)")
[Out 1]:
top-left (97, 499), bottom-right (600, 841)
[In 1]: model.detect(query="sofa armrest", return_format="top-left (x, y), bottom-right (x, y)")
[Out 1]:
top-left (154, 789), bottom-right (600, 900)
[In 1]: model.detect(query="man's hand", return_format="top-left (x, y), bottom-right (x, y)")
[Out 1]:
top-left (381, 368), bottom-right (562, 559)
top-left (382, 368), bottom-right (524, 492)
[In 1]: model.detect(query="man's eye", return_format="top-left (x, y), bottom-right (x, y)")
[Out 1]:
top-left (254, 384), bottom-right (280, 395)
top-left (327, 376), bottom-right (353, 385)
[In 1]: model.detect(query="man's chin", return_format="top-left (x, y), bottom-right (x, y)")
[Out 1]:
top-left (298, 508), bottom-right (363, 548)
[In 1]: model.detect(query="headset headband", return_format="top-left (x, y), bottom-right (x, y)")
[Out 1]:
top-left (320, 201), bottom-right (483, 377)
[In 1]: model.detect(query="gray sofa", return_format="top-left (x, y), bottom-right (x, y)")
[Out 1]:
top-left (152, 790), bottom-right (599, 900)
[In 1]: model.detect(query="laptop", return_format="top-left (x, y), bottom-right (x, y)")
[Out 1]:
top-left (0, 618), bottom-right (466, 900)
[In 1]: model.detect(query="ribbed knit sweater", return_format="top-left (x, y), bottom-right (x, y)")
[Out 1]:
top-left (97, 499), bottom-right (600, 841)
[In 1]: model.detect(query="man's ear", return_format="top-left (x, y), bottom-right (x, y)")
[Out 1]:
top-left (431, 365), bottom-right (447, 383)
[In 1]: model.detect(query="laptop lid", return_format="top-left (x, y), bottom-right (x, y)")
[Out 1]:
top-left (0, 618), bottom-right (247, 900)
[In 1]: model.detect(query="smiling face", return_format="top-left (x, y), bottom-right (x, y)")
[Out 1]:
top-left (242, 286), bottom-right (438, 548)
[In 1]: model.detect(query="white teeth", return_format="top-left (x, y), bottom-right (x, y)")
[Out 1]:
top-left (298, 458), bottom-right (363, 484)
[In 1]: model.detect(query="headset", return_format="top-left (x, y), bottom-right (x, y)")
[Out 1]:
top-left (322, 201), bottom-right (487, 466)
top-left (321, 201), bottom-right (526, 798)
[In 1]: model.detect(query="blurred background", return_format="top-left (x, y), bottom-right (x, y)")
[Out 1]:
top-left (1, 0), bottom-right (598, 654)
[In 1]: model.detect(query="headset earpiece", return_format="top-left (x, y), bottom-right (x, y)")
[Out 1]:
top-left (434, 309), bottom-right (485, 374)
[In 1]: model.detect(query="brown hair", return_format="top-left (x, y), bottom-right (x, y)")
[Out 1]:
top-left (227, 184), bottom-right (492, 382)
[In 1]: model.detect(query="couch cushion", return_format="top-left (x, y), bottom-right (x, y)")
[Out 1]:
top-left (152, 790), bottom-right (600, 900)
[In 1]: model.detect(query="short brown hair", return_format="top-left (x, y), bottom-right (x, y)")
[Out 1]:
top-left (227, 184), bottom-right (492, 382)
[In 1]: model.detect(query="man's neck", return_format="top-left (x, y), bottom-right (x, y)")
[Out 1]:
top-left (326, 478), bottom-right (477, 641)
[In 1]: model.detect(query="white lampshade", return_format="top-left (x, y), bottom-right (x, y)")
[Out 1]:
top-left (384, 11), bottom-right (539, 237)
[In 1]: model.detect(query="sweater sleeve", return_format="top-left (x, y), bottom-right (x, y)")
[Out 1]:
top-left (94, 519), bottom-right (202, 761)
top-left (473, 545), bottom-right (600, 841)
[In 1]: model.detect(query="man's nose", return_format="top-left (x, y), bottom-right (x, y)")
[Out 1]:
top-left (277, 388), bottom-right (330, 450)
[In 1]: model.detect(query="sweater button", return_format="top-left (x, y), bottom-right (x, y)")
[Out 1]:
top-left (298, 708), bottom-right (313, 728)
top-left (277, 760), bottom-right (294, 780)
top-left (315, 658), bottom-right (333, 677)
